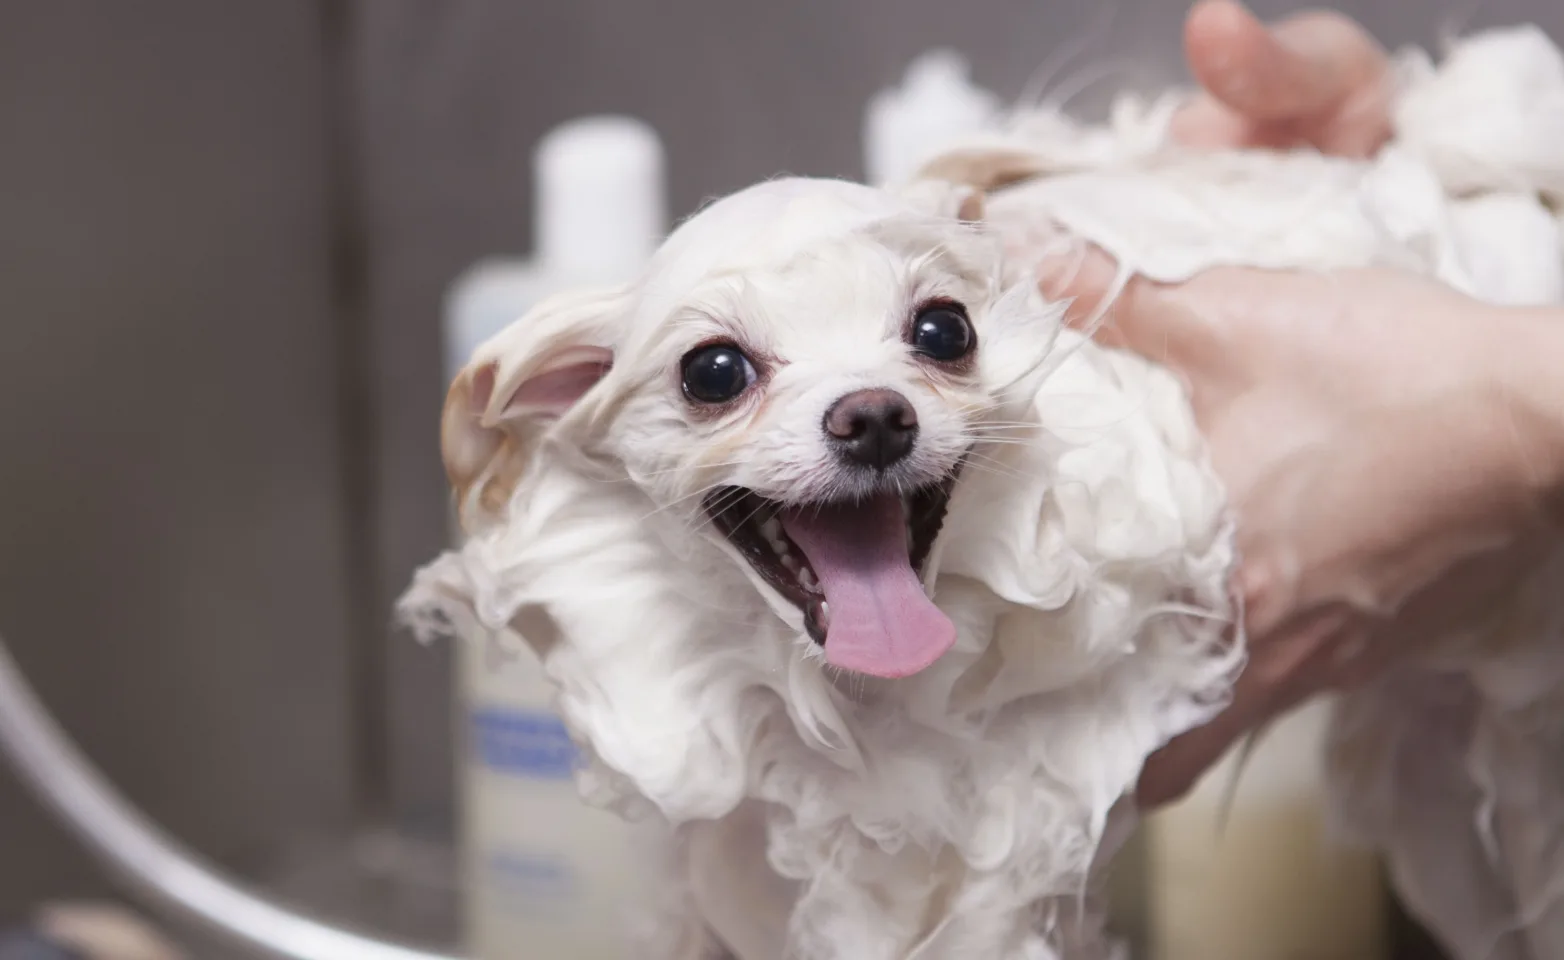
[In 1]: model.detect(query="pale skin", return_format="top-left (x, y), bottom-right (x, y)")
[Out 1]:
top-left (1042, 0), bottom-right (1564, 806)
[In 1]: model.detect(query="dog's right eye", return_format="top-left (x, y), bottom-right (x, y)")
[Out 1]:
top-left (681, 343), bottom-right (757, 404)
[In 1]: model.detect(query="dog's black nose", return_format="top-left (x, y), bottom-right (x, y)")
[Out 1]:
top-left (824, 389), bottom-right (918, 469)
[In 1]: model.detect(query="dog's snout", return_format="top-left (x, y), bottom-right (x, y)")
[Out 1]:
top-left (824, 389), bottom-right (918, 470)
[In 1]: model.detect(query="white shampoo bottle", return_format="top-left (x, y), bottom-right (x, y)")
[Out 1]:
top-left (442, 114), bottom-right (666, 960)
top-left (863, 49), bottom-right (1000, 187)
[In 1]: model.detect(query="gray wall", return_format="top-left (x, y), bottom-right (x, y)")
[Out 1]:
top-left (2, 0), bottom-right (1561, 935)
top-left (0, 0), bottom-right (355, 914)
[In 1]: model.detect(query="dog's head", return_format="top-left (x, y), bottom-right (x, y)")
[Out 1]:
top-left (443, 176), bottom-right (1063, 680)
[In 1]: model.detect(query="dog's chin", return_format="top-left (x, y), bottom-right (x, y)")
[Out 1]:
top-left (702, 466), bottom-right (961, 678)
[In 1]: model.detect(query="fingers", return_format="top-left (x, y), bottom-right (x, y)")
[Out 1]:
top-left (1169, 95), bottom-right (1260, 152)
top-left (1035, 242), bottom-right (1128, 335)
top-left (1036, 246), bottom-right (1224, 382)
top-left (1186, 1), bottom-right (1374, 122)
top-left (1034, 244), bottom-right (1189, 364)
top-left (1135, 697), bottom-right (1251, 808)
top-left (1034, 241), bottom-right (1170, 356)
top-left (1173, 0), bottom-right (1392, 156)
top-left (1136, 606), bottom-right (1347, 807)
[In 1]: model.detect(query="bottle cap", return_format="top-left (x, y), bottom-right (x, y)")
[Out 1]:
top-left (864, 50), bottom-right (1000, 186)
top-left (535, 115), bottom-right (666, 281)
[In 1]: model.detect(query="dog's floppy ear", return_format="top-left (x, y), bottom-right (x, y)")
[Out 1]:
top-left (914, 146), bottom-right (1050, 195)
top-left (442, 285), bottom-right (627, 529)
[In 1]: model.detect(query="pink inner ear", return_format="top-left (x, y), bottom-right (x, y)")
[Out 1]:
top-left (506, 347), bottom-right (613, 417)
top-left (468, 364), bottom-right (498, 414)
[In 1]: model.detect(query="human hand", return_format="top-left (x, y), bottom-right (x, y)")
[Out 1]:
top-left (1040, 252), bottom-right (1564, 807)
top-left (1170, 0), bottom-right (1393, 157)
top-left (1030, 0), bottom-right (1536, 808)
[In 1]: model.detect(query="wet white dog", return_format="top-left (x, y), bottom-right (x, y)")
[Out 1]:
top-left (405, 171), bottom-right (1237, 959)
top-left (402, 25), bottom-right (1564, 960)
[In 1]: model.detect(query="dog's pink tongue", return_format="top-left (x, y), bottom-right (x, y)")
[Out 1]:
top-left (780, 494), bottom-right (955, 678)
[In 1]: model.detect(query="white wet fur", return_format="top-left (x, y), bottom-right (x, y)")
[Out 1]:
top-left (401, 25), bottom-right (1564, 960)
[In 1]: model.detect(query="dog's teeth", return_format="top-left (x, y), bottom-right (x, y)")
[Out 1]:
top-left (782, 553), bottom-right (799, 573)
top-left (820, 601), bottom-right (831, 628)
top-left (799, 567), bottom-right (818, 592)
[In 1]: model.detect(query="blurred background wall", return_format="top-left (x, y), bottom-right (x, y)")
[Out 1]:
top-left (0, 0), bottom-right (358, 918)
top-left (2, 0), bottom-right (1560, 945)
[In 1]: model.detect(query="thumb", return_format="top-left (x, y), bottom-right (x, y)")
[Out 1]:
top-left (1035, 241), bottom-right (1125, 333)
top-left (1035, 244), bottom-right (1203, 375)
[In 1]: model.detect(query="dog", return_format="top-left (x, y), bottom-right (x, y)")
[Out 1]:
top-left (402, 171), bottom-right (1238, 959)
top-left (402, 24), bottom-right (1564, 960)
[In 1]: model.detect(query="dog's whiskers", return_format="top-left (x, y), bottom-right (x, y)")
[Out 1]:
top-left (966, 420), bottom-right (1043, 431)
top-left (960, 456), bottom-right (1031, 484)
top-left (1015, 0), bottom-right (1120, 111)
top-left (636, 481), bottom-right (743, 528)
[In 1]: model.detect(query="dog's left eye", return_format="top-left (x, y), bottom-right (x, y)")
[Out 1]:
top-left (909, 301), bottom-right (974, 362)
top-left (681, 343), bottom-right (758, 403)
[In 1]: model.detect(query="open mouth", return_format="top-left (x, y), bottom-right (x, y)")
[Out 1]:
top-left (704, 471), bottom-right (960, 678)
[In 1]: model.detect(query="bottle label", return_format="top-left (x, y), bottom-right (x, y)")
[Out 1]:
top-left (482, 848), bottom-right (578, 907)
top-left (471, 706), bottom-right (579, 780)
